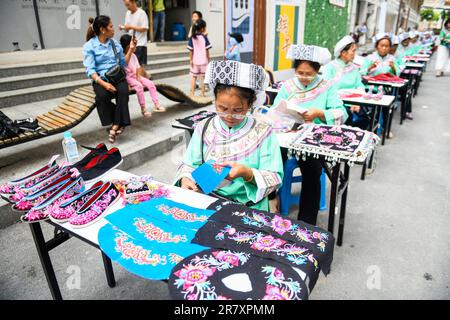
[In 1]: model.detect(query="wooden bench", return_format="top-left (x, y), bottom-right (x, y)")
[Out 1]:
top-left (0, 84), bottom-right (213, 150)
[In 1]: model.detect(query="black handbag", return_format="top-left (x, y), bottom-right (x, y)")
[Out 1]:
top-left (104, 40), bottom-right (126, 85)
top-left (0, 111), bottom-right (19, 139)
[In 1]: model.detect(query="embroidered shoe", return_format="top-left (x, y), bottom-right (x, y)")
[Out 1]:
top-left (11, 171), bottom-right (75, 212)
top-left (79, 148), bottom-right (123, 183)
top-left (7, 166), bottom-right (72, 204)
top-left (69, 182), bottom-right (120, 228)
top-left (20, 176), bottom-right (85, 223)
top-left (71, 143), bottom-right (108, 171)
top-left (48, 181), bottom-right (104, 223)
top-left (0, 156), bottom-right (60, 199)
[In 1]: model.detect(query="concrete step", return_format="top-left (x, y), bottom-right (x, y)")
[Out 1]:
top-left (0, 50), bottom-right (187, 78)
top-left (0, 65), bottom-right (193, 108)
top-left (0, 74), bottom-right (212, 229)
top-left (0, 57), bottom-right (191, 92)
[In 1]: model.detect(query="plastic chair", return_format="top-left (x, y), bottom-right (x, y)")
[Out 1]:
top-left (279, 157), bottom-right (327, 216)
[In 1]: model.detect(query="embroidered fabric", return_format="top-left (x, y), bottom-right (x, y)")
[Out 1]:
top-left (286, 44), bottom-right (332, 65)
top-left (282, 78), bottom-right (333, 105)
top-left (48, 181), bottom-right (103, 222)
top-left (69, 186), bottom-right (118, 227)
top-left (0, 164), bottom-right (61, 195)
top-left (9, 167), bottom-right (70, 203)
top-left (207, 202), bottom-right (334, 274)
top-left (169, 249), bottom-right (309, 300)
top-left (128, 198), bottom-right (215, 231)
top-left (288, 123), bottom-right (380, 166)
top-left (192, 221), bottom-right (321, 292)
top-left (205, 60), bottom-right (269, 93)
top-left (105, 205), bottom-right (207, 254)
top-left (99, 224), bottom-right (184, 280)
top-left (98, 199), bottom-right (215, 280)
top-left (176, 110), bottom-right (216, 129)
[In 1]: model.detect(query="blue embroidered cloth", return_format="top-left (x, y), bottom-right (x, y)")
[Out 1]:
top-left (106, 205), bottom-right (206, 253)
top-left (192, 160), bottom-right (231, 195)
top-left (99, 222), bottom-right (207, 280)
top-left (128, 198), bottom-right (216, 230)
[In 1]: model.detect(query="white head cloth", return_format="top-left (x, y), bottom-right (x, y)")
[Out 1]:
top-left (372, 32), bottom-right (391, 45)
top-left (205, 60), bottom-right (269, 107)
top-left (334, 35), bottom-right (355, 58)
top-left (286, 44), bottom-right (332, 65)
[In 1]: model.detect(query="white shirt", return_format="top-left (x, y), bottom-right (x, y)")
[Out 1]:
top-left (125, 8), bottom-right (149, 47)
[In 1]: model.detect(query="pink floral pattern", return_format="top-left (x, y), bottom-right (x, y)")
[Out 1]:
top-left (69, 189), bottom-right (118, 227)
top-left (271, 216), bottom-right (292, 236)
top-left (174, 264), bottom-right (216, 290)
top-left (251, 235), bottom-right (286, 252)
top-left (21, 193), bottom-right (73, 223)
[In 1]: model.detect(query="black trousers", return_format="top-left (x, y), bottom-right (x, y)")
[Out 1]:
top-left (281, 149), bottom-right (322, 226)
top-left (135, 46), bottom-right (148, 65)
top-left (93, 81), bottom-right (131, 128)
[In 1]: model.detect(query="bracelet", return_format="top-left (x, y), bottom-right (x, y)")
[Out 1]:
top-left (94, 77), bottom-right (100, 84)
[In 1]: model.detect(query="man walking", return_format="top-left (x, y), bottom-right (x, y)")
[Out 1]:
top-left (120, 0), bottom-right (149, 65)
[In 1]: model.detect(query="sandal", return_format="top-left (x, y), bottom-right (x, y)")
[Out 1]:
top-left (116, 127), bottom-right (125, 135)
top-left (153, 105), bottom-right (166, 113)
top-left (141, 107), bottom-right (153, 118)
top-left (108, 128), bottom-right (117, 144)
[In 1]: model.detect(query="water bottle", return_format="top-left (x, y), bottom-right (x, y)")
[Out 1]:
top-left (62, 131), bottom-right (80, 164)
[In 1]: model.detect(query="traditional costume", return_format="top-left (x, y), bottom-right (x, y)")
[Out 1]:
top-left (273, 44), bottom-right (347, 226)
top-left (175, 60), bottom-right (284, 211)
top-left (361, 33), bottom-right (400, 76)
top-left (322, 35), bottom-right (365, 90)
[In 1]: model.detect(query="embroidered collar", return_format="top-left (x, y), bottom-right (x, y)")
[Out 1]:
top-left (217, 116), bottom-right (249, 134)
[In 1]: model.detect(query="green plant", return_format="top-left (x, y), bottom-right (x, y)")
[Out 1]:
top-left (420, 9), bottom-right (440, 21)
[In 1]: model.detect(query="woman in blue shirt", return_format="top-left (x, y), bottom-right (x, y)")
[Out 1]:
top-left (83, 16), bottom-right (134, 143)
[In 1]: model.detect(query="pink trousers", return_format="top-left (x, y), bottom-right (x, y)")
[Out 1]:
top-left (127, 76), bottom-right (158, 107)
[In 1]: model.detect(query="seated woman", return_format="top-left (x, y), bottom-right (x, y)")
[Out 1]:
top-left (360, 32), bottom-right (400, 77)
top-left (323, 35), bottom-right (368, 129)
top-left (175, 60), bottom-right (283, 212)
top-left (83, 16), bottom-right (133, 143)
top-left (273, 44), bottom-right (348, 226)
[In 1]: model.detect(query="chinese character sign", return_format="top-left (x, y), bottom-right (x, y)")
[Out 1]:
top-left (273, 4), bottom-right (300, 71)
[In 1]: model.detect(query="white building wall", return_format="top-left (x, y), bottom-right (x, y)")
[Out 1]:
top-left (193, 0), bottom-right (224, 55)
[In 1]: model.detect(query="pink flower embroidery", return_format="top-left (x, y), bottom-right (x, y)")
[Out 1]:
top-left (174, 264), bottom-right (216, 290)
top-left (212, 251), bottom-right (240, 267)
top-left (271, 215), bottom-right (292, 235)
top-left (263, 285), bottom-right (290, 300)
top-left (251, 235), bottom-right (286, 252)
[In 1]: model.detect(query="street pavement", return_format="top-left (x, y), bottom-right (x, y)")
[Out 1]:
top-left (0, 59), bottom-right (449, 300)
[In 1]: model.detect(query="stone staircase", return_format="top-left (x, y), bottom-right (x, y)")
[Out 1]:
top-left (0, 47), bottom-right (222, 108)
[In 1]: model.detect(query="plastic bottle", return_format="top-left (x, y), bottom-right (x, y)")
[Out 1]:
top-left (62, 131), bottom-right (80, 164)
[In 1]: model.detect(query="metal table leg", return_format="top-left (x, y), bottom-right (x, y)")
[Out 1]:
top-left (29, 222), bottom-right (63, 300)
top-left (327, 163), bottom-right (341, 235)
top-left (101, 252), bottom-right (116, 288)
top-left (337, 164), bottom-right (351, 246)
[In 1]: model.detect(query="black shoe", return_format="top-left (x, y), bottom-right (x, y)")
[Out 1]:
top-left (14, 118), bottom-right (41, 132)
top-left (72, 143), bottom-right (108, 171)
top-left (80, 147), bottom-right (123, 182)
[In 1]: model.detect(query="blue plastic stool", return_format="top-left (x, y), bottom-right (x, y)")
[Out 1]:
top-left (279, 157), bottom-right (327, 216)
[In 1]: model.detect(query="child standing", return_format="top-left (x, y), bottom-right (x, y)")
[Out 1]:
top-left (188, 19), bottom-right (211, 97)
top-left (225, 32), bottom-right (243, 62)
top-left (120, 34), bottom-right (166, 118)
